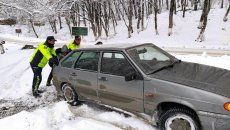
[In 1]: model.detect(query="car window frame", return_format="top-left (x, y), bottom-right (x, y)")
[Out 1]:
top-left (99, 50), bottom-right (142, 79)
top-left (73, 50), bottom-right (100, 72)
top-left (60, 50), bottom-right (82, 68)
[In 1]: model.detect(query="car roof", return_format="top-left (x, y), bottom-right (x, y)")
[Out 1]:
top-left (77, 43), bottom-right (154, 51)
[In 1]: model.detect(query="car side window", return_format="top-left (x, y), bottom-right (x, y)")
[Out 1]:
top-left (75, 51), bottom-right (99, 72)
top-left (101, 52), bottom-right (136, 76)
top-left (61, 51), bottom-right (81, 68)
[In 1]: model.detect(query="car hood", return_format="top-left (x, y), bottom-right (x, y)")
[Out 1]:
top-left (149, 61), bottom-right (230, 98)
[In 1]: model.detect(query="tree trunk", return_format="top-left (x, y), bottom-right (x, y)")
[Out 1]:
top-left (196, 0), bottom-right (211, 42)
top-left (113, 0), bottom-right (121, 20)
top-left (128, 0), bottom-right (133, 38)
top-left (58, 13), bottom-right (63, 29)
top-left (29, 19), bottom-right (39, 38)
top-left (141, 0), bottom-right (144, 31)
top-left (223, 3), bottom-right (230, 22)
top-left (103, 1), bottom-right (109, 38)
top-left (77, 4), bottom-right (80, 26)
top-left (111, 10), bottom-right (117, 34)
top-left (168, 0), bottom-right (175, 36)
top-left (95, 3), bottom-right (101, 38)
top-left (158, 0), bottom-right (162, 13)
top-left (194, 0), bottom-right (198, 11)
top-left (82, 5), bottom-right (87, 26)
top-left (85, 0), bottom-right (97, 40)
top-left (53, 19), bottom-right (57, 34)
top-left (182, 0), bottom-right (186, 18)
top-left (137, 0), bottom-right (141, 33)
top-left (133, 0), bottom-right (138, 19)
top-left (221, 0), bottom-right (224, 8)
top-left (48, 18), bottom-right (54, 32)
top-left (148, 0), bottom-right (153, 15)
top-left (166, 0), bottom-right (169, 10)
top-left (174, 0), bottom-right (177, 15)
top-left (154, 0), bottom-right (159, 35)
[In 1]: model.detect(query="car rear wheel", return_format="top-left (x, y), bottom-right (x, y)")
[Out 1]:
top-left (61, 84), bottom-right (78, 106)
top-left (159, 107), bottom-right (201, 130)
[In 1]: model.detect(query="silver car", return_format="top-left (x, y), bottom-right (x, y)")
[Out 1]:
top-left (53, 43), bottom-right (230, 130)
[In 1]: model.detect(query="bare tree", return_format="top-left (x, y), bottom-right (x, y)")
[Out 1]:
top-left (168, 0), bottom-right (175, 36)
top-left (194, 0), bottom-right (198, 10)
top-left (29, 19), bottom-right (39, 38)
top-left (196, 0), bottom-right (211, 42)
top-left (48, 15), bottom-right (57, 34)
top-left (166, 0), bottom-right (169, 10)
top-left (117, 0), bottom-right (133, 38)
top-left (223, 1), bottom-right (230, 22)
top-left (133, 0), bottom-right (138, 19)
top-left (137, 0), bottom-right (141, 33)
top-left (141, 0), bottom-right (145, 31)
top-left (221, 0), bottom-right (224, 8)
top-left (182, 0), bottom-right (186, 17)
top-left (154, 0), bottom-right (159, 35)
top-left (128, 0), bottom-right (134, 38)
top-left (58, 13), bottom-right (63, 29)
top-left (82, 5), bottom-right (87, 26)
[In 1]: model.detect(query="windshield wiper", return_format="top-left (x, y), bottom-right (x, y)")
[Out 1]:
top-left (147, 59), bottom-right (180, 75)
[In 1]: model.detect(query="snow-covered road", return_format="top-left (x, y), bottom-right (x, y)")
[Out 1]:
top-left (1, 42), bottom-right (230, 130)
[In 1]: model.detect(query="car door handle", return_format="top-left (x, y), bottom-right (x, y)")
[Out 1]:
top-left (98, 77), bottom-right (107, 81)
top-left (70, 72), bottom-right (77, 76)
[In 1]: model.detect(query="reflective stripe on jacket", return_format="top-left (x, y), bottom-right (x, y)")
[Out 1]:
top-left (67, 40), bottom-right (80, 51)
top-left (30, 42), bottom-right (56, 68)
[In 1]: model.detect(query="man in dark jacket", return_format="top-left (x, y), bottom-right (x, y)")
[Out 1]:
top-left (29, 36), bottom-right (58, 97)
top-left (46, 45), bottom-right (69, 86)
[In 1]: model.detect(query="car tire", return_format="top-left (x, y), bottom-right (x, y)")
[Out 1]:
top-left (158, 107), bottom-right (202, 130)
top-left (61, 84), bottom-right (79, 106)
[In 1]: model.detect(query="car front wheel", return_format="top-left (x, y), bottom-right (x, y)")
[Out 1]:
top-left (159, 107), bottom-right (202, 130)
top-left (61, 84), bottom-right (78, 106)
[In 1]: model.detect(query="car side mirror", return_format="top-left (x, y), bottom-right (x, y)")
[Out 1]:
top-left (125, 72), bottom-right (137, 81)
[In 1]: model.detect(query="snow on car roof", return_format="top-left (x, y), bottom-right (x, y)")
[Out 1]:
top-left (78, 43), bottom-right (153, 50)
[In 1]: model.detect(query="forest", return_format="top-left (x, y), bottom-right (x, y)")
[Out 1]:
top-left (0, 0), bottom-right (229, 42)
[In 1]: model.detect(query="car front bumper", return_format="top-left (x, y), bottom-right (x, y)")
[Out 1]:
top-left (198, 111), bottom-right (230, 130)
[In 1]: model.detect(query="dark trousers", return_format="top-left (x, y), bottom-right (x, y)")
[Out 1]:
top-left (47, 68), bottom-right (53, 84)
top-left (30, 63), bottom-right (42, 93)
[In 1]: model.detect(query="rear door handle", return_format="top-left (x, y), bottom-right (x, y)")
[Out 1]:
top-left (98, 77), bottom-right (107, 81)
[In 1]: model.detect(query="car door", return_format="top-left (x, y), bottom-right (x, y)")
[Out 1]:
top-left (98, 51), bottom-right (144, 112)
top-left (53, 51), bottom-right (81, 91)
top-left (71, 51), bottom-right (100, 100)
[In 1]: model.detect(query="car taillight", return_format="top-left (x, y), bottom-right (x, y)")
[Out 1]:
top-left (224, 102), bottom-right (230, 111)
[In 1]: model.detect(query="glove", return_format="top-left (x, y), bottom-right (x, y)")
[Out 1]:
top-left (48, 59), bottom-right (53, 67)
top-left (49, 57), bottom-right (59, 67)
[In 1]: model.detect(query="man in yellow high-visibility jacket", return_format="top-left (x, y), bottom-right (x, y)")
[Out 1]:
top-left (29, 36), bottom-right (58, 97)
top-left (67, 35), bottom-right (81, 51)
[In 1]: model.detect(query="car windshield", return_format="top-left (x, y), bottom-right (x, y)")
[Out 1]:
top-left (126, 45), bottom-right (176, 74)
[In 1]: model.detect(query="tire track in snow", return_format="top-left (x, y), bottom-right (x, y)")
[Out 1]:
top-left (69, 103), bottom-right (156, 130)
top-left (0, 86), bottom-right (59, 119)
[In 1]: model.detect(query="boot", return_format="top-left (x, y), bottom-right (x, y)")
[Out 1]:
top-left (37, 90), bottom-right (44, 93)
top-left (33, 91), bottom-right (41, 98)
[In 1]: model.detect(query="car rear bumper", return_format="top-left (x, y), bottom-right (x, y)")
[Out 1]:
top-left (198, 111), bottom-right (230, 130)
